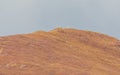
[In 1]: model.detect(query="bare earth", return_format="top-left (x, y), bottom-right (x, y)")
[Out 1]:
top-left (0, 28), bottom-right (120, 75)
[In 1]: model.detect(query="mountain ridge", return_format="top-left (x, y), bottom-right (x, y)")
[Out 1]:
top-left (0, 28), bottom-right (119, 75)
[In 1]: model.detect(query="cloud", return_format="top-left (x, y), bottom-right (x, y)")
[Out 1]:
top-left (0, 0), bottom-right (120, 38)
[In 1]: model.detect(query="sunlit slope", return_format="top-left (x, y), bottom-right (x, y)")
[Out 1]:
top-left (0, 28), bottom-right (120, 75)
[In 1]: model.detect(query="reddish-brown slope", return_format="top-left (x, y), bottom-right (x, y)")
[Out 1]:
top-left (0, 28), bottom-right (120, 75)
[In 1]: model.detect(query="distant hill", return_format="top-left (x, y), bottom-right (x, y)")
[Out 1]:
top-left (0, 28), bottom-right (120, 75)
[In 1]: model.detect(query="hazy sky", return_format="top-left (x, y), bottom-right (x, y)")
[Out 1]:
top-left (0, 0), bottom-right (120, 39)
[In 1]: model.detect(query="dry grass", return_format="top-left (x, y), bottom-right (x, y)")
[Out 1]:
top-left (0, 28), bottom-right (119, 75)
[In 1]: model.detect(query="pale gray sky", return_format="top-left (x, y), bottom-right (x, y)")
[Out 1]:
top-left (0, 0), bottom-right (120, 39)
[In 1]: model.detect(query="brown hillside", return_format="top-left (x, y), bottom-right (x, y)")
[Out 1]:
top-left (0, 28), bottom-right (120, 75)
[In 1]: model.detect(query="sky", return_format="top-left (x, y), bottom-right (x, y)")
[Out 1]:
top-left (0, 0), bottom-right (120, 39)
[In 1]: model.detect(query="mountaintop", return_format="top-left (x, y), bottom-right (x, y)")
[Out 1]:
top-left (0, 28), bottom-right (120, 75)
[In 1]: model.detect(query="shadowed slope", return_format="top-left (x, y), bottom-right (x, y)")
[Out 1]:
top-left (0, 28), bottom-right (120, 75)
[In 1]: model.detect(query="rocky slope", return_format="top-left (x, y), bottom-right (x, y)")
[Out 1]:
top-left (0, 28), bottom-right (120, 75)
